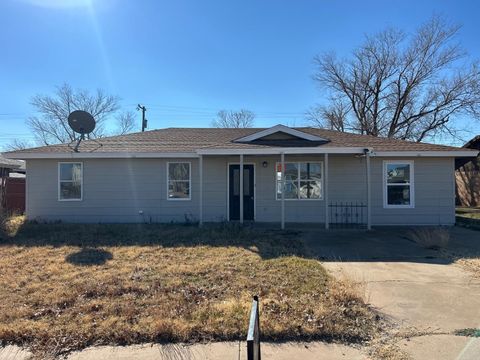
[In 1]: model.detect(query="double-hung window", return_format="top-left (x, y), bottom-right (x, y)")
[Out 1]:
top-left (58, 162), bottom-right (83, 201)
top-left (167, 162), bottom-right (191, 200)
top-left (384, 161), bottom-right (414, 208)
top-left (276, 162), bottom-right (323, 200)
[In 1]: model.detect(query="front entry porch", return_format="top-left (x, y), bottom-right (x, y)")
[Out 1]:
top-left (197, 150), bottom-right (373, 230)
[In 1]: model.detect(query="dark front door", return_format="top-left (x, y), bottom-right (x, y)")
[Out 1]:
top-left (229, 164), bottom-right (254, 221)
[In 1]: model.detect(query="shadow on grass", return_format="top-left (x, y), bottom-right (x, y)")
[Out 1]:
top-left (0, 221), bottom-right (305, 260)
top-left (65, 248), bottom-right (113, 266)
top-left (2, 220), bottom-right (480, 264)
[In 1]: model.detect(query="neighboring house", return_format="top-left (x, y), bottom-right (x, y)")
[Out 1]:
top-left (0, 154), bottom-right (25, 178)
top-left (0, 154), bottom-right (26, 213)
top-left (5, 125), bottom-right (478, 227)
top-left (455, 136), bottom-right (480, 207)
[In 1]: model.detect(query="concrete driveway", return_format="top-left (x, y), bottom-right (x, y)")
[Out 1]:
top-left (303, 226), bottom-right (480, 360)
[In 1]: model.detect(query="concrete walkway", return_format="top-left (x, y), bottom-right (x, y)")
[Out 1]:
top-left (0, 342), bottom-right (366, 360)
top-left (399, 335), bottom-right (480, 360)
top-left (303, 226), bottom-right (480, 360)
top-left (66, 342), bottom-right (365, 360)
top-left (323, 260), bottom-right (480, 360)
top-left (0, 346), bottom-right (31, 360)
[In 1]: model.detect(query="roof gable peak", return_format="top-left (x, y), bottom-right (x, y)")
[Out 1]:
top-left (234, 125), bottom-right (328, 143)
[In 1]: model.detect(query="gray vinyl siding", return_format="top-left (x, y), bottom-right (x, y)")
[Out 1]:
top-left (370, 157), bottom-right (455, 225)
top-left (25, 155), bottom-right (455, 225)
top-left (26, 158), bottom-right (201, 223)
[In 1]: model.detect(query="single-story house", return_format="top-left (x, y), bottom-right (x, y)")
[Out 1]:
top-left (5, 125), bottom-right (478, 228)
top-left (455, 135), bottom-right (480, 207)
top-left (0, 154), bottom-right (25, 178)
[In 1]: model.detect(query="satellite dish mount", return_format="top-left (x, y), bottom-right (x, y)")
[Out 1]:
top-left (67, 110), bottom-right (101, 152)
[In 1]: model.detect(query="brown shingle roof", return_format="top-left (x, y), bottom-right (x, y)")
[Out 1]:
top-left (5, 127), bottom-right (469, 155)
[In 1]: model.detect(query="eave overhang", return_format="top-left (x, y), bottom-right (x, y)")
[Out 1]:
top-left (4, 149), bottom-right (477, 160)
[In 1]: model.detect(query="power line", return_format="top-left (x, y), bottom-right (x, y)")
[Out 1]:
top-left (123, 103), bottom-right (306, 116)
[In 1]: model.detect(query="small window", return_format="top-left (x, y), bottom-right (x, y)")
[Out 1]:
top-left (233, 168), bottom-right (240, 196)
top-left (58, 162), bottom-right (82, 201)
top-left (168, 162), bottom-right (191, 200)
top-left (384, 161), bottom-right (414, 208)
top-left (276, 162), bottom-right (323, 200)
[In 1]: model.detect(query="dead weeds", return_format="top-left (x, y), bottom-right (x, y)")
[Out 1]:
top-left (452, 257), bottom-right (480, 278)
top-left (406, 227), bottom-right (450, 250)
top-left (0, 217), bottom-right (383, 358)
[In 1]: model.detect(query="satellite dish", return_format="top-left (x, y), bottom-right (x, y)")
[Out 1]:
top-left (68, 110), bottom-right (96, 135)
top-left (67, 110), bottom-right (100, 152)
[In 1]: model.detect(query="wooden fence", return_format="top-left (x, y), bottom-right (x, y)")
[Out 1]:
top-left (1, 177), bottom-right (25, 213)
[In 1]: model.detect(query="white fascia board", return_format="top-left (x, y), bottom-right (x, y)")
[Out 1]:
top-left (234, 124), bottom-right (328, 142)
top-left (196, 147), bottom-right (369, 155)
top-left (8, 148), bottom-right (475, 159)
top-left (5, 152), bottom-right (199, 159)
top-left (371, 150), bottom-right (479, 157)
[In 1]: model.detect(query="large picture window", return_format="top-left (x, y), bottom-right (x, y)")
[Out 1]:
top-left (167, 162), bottom-right (191, 200)
top-left (384, 161), bottom-right (414, 208)
top-left (58, 162), bottom-right (83, 201)
top-left (276, 162), bottom-right (322, 200)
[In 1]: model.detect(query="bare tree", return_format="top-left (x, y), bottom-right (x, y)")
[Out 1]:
top-left (312, 16), bottom-right (480, 142)
top-left (211, 109), bottom-right (255, 128)
top-left (306, 99), bottom-right (349, 132)
top-left (115, 111), bottom-right (136, 135)
top-left (27, 83), bottom-right (120, 145)
top-left (4, 139), bottom-right (33, 151)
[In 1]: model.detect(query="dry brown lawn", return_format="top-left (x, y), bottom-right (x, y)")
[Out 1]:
top-left (0, 215), bottom-right (381, 358)
top-left (453, 256), bottom-right (480, 279)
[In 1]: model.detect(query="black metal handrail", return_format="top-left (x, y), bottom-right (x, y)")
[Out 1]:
top-left (247, 295), bottom-right (261, 360)
top-left (329, 201), bottom-right (367, 229)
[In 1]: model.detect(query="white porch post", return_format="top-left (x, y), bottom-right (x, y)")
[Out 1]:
top-left (324, 153), bottom-right (329, 229)
top-left (199, 154), bottom-right (203, 227)
top-left (366, 150), bottom-right (372, 230)
top-left (281, 152), bottom-right (285, 230)
top-left (240, 154), bottom-right (244, 224)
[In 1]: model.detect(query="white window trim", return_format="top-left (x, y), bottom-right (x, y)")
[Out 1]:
top-left (275, 161), bottom-right (324, 201)
top-left (167, 161), bottom-right (192, 201)
top-left (58, 162), bottom-right (83, 202)
top-left (383, 160), bottom-right (415, 209)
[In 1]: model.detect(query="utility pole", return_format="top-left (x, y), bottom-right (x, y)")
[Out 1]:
top-left (137, 104), bottom-right (147, 132)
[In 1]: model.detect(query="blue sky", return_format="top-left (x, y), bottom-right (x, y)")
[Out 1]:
top-left (1, 0), bottom-right (479, 149)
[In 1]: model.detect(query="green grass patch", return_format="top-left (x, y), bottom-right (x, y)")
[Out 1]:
top-left (456, 207), bottom-right (480, 220)
top-left (454, 328), bottom-right (480, 337)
